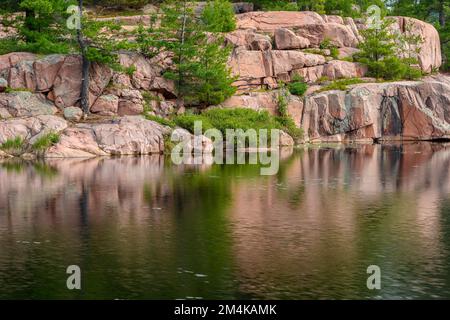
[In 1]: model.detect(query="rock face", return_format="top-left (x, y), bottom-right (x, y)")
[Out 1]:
top-left (301, 75), bottom-right (450, 142)
top-left (0, 51), bottom-right (174, 117)
top-left (228, 12), bottom-right (442, 92)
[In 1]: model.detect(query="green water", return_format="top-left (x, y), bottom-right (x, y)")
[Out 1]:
top-left (1, 143), bottom-right (450, 299)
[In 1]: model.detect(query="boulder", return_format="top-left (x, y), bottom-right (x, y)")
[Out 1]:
top-left (52, 55), bottom-right (112, 109)
top-left (279, 130), bottom-right (294, 146)
top-left (338, 47), bottom-right (360, 59)
top-left (274, 28), bottom-right (310, 50)
top-left (85, 116), bottom-right (170, 155)
top-left (271, 51), bottom-right (325, 76)
top-left (46, 127), bottom-right (108, 158)
top-left (33, 54), bottom-right (65, 92)
top-left (391, 16), bottom-right (442, 73)
top-left (63, 106), bottom-right (83, 122)
top-left (229, 48), bottom-right (271, 79)
top-left (52, 55), bottom-right (82, 108)
top-left (0, 115), bottom-right (68, 144)
top-left (91, 94), bottom-right (119, 116)
top-left (8, 60), bottom-right (36, 90)
top-left (0, 91), bottom-right (58, 117)
top-left (171, 128), bottom-right (214, 154)
top-left (226, 29), bottom-right (272, 51)
top-left (323, 23), bottom-right (359, 48)
top-left (323, 60), bottom-right (367, 79)
top-left (291, 65), bottom-right (324, 83)
top-left (118, 89), bottom-right (144, 116)
top-left (0, 52), bottom-right (37, 73)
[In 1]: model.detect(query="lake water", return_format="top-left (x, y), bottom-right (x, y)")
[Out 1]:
top-left (1, 143), bottom-right (450, 299)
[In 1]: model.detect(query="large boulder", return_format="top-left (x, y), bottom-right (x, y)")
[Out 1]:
top-left (274, 28), bottom-right (310, 50)
top-left (46, 127), bottom-right (108, 158)
top-left (323, 23), bottom-right (359, 48)
top-left (33, 54), bottom-right (65, 92)
top-left (0, 91), bottom-right (58, 117)
top-left (323, 60), bottom-right (367, 79)
top-left (226, 29), bottom-right (272, 51)
top-left (90, 94), bottom-right (119, 116)
top-left (83, 116), bottom-right (170, 155)
top-left (0, 115), bottom-right (68, 144)
top-left (391, 16), bottom-right (442, 73)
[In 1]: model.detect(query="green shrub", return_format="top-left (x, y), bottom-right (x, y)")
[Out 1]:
top-left (172, 107), bottom-right (304, 144)
top-left (174, 114), bottom-right (214, 133)
top-left (288, 81), bottom-right (308, 96)
top-left (1, 137), bottom-right (24, 151)
top-left (275, 116), bottom-right (303, 140)
top-left (145, 114), bottom-right (176, 128)
top-left (330, 47), bottom-right (339, 59)
top-left (287, 75), bottom-right (308, 97)
top-left (32, 132), bottom-right (60, 151)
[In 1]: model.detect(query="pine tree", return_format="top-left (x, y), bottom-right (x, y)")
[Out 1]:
top-left (158, 0), bottom-right (236, 107)
top-left (356, 18), bottom-right (399, 79)
top-left (201, 0), bottom-right (236, 33)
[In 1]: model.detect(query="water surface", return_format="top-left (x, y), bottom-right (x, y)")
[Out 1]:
top-left (1, 143), bottom-right (450, 299)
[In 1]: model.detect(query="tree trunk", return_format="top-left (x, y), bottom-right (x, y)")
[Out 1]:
top-left (176, 0), bottom-right (188, 108)
top-left (77, 0), bottom-right (91, 115)
top-left (439, 0), bottom-right (446, 27)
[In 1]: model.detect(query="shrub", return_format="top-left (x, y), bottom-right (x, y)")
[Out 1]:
top-left (288, 81), bottom-right (308, 96)
top-left (145, 114), bottom-right (176, 128)
top-left (174, 114), bottom-right (214, 133)
top-left (32, 132), bottom-right (60, 151)
top-left (275, 116), bottom-right (303, 140)
top-left (287, 75), bottom-right (308, 97)
top-left (1, 137), bottom-right (24, 151)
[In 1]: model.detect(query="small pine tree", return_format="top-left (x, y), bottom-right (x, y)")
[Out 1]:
top-left (201, 0), bottom-right (236, 33)
top-left (356, 18), bottom-right (399, 79)
top-left (159, 0), bottom-right (236, 107)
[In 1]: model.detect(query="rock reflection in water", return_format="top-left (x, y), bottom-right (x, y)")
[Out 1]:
top-left (0, 143), bottom-right (450, 299)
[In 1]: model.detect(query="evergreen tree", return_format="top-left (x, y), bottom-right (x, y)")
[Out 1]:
top-left (356, 18), bottom-right (400, 79)
top-left (201, 0), bottom-right (237, 33)
top-left (156, 0), bottom-right (236, 107)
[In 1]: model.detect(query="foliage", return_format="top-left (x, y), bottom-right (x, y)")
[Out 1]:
top-left (390, 0), bottom-right (449, 71)
top-left (145, 114), bottom-right (176, 127)
top-left (156, 0), bottom-right (236, 106)
top-left (356, 18), bottom-right (423, 80)
top-left (276, 83), bottom-right (304, 140)
top-left (32, 132), bottom-right (60, 151)
top-left (201, 0), bottom-right (236, 33)
top-left (0, 137), bottom-right (25, 151)
top-left (173, 113), bottom-right (214, 133)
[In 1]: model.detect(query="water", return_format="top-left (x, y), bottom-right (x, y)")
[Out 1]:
top-left (1, 143), bottom-right (450, 300)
